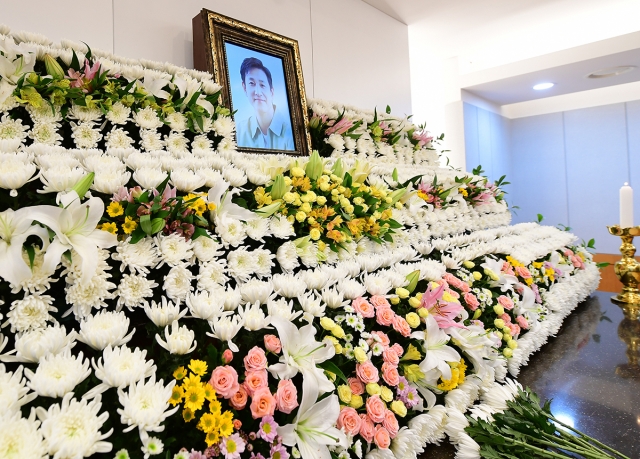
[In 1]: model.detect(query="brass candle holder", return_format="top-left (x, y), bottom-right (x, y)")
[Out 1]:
top-left (607, 225), bottom-right (640, 320)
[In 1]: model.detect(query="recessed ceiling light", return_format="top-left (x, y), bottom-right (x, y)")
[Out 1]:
top-left (533, 82), bottom-right (554, 90)
top-left (587, 66), bottom-right (636, 79)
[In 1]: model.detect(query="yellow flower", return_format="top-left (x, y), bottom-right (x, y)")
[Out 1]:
top-left (349, 394), bottom-right (364, 409)
top-left (365, 383), bottom-right (381, 396)
top-left (331, 325), bottom-right (346, 339)
top-left (290, 167), bottom-right (305, 177)
top-left (401, 344), bottom-right (422, 361)
top-left (472, 271), bottom-right (482, 280)
top-left (203, 383), bottom-right (216, 402)
top-left (198, 412), bottom-right (217, 433)
top-left (494, 319), bottom-right (505, 329)
top-left (188, 359), bottom-right (208, 377)
top-left (463, 260), bottom-right (475, 269)
top-left (100, 222), bottom-right (117, 234)
top-left (395, 287), bottom-right (409, 299)
top-left (406, 312), bottom-right (420, 328)
top-left (337, 385), bottom-right (352, 403)
top-left (219, 411), bottom-right (234, 438)
top-left (418, 307), bottom-right (429, 318)
top-left (205, 429), bottom-right (220, 447)
top-left (310, 228), bottom-right (321, 240)
top-left (403, 364), bottom-right (425, 383)
top-left (353, 347), bottom-right (367, 363)
top-left (209, 399), bottom-right (222, 415)
top-left (168, 385), bottom-right (184, 406)
top-left (173, 366), bottom-right (187, 380)
top-left (107, 202), bottom-right (124, 217)
top-left (408, 297), bottom-right (421, 308)
top-left (442, 291), bottom-right (457, 303)
top-left (182, 374), bottom-right (202, 389)
top-left (503, 348), bottom-right (513, 358)
top-left (390, 400), bottom-right (407, 417)
top-left (184, 386), bottom-right (206, 412)
top-left (380, 386), bottom-right (394, 402)
top-left (253, 187), bottom-right (273, 208)
top-left (182, 407), bottom-right (195, 422)
top-left (320, 317), bottom-right (336, 330)
top-left (122, 216), bottom-right (138, 234)
top-left (207, 202), bottom-right (217, 211)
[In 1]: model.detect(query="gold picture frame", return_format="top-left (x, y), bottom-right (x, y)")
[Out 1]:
top-left (193, 9), bottom-right (311, 156)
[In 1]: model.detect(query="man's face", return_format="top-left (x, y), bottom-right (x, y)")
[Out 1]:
top-left (242, 67), bottom-right (274, 114)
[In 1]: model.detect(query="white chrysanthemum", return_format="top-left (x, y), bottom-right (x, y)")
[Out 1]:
top-left (36, 392), bottom-right (112, 457)
top-left (0, 158), bottom-right (36, 191)
top-left (144, 296), bottom-right (187, 328)
top-left (117, 376), bottom-right (178, 435)
top-left (0, 411), bottom-right (47, 459)
top-left (68, 104), bottom-right (103, 122)
top-left (133, 107), bottom-right (163, 130)
top-left (267, 297), bottom-right (299, 322)
top-left (0, 364), bottom-right (37, 415)
top-left (131, 167), bottom-right (166, 190)
top-left (192, 234), bottom-right (223, 262)
top-left (390, 427), bottom-right (423, 459)
top-left (215, 216), bottom-right (247, 247)
top-left (192, 134), bottom-right (214, 153)
top-left (253, 248), bottom-right (275, 278)
top-left (221, 286), bottom-right (242, 311)
top-left (185, 290), bottom-right (225, 321)
top-left (299, 292), bottom-right (325, 319)
top-left (165, 132), bottom-right (190, 154)
top-left (0, 114), bottom-right (28, 152)
top-left (321, 286), bottom-right (348, 309)
top-left (105, 127), bottom-right (135, 149)
top-left (155, 233), bottom-right (194, 267)
top-left (226, 247), bottom-right (256, 283)
top-left (83, 153), bottom-right (125, 172)
top-left (12, 246), bottom-right (55, 294)
top-left (222, 167), bottom-right (247, 187)
top-left (71, 122), bottom-right (103, 149)
top-left (65, 275), bottom-right (116, 319)
top-left (163, 265), bottom-right (194, 303)
top-left (212, 115), bottom-right (234, 137)
top-left (86, 345), bottom-right (156, 399)
top-left (196, 260), bottom-right (229, 291)
top-left (93, 169), bottom-right (132, 194)
top-left (27, 103), bottom-right (63, 123)
top-left (140, 129), bottom-right (164, 151)
top-left (156, 320), bottom-right (196, 355)
top-left (25, 350), bottom-right (91, 398)
top-left (298, 242), bottom-right (319, 268)
top-left (6, 294), bottom-right (56, 333)
top-left (39, 165), bottom-right (86, 193)
top-left (270, 215), bottom-right (295, 239)
top-left (106, 102), bottom-right (131, 124)
top-left (34, 150), bottom-right (80, 169)
top-left (208, 314), bottom-right (244, 352)
top-left (364, 273), bottom-right (393, 295)
top-left (301, 269), bottom-right (331, 290)
top-left (196, 167), bottom-right (223, 187)
top-left (7, 324), bottom-right (76, 363)
top-left (170, 168), bottom-right (206, 192)
top-left (337, 278), bottom-right (366, 300)
top-left (276, 241), bottom-right (300, 272)
top-left (117, 274), bottom-right (158, 310)
top-left (78, 310), bottom-right (134, 351)
top-left (29, 121), bottom-right (63, 145)
top-left (113, 237), bottom-right (160, 274)
top-left (239, 279), bottom-right (274, 305)
top-left (272, 273), bottom-right (306, 298)
top-left (480, 379), bottom-right (522, 411)
top-left (239, 302), bottom-right (270, 331)
top-left (165, 112), bottom-right (187, 131)
top-left (245, 217), bottom-right (270, 241)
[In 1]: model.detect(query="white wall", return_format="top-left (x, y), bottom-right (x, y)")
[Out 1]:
top-left (0, 0), bottom-right (411, 116)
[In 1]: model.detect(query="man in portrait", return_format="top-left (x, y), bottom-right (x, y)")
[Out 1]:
top-left (235, 57), bottom-right (295, 150)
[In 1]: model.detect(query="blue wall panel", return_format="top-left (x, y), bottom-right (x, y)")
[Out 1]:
top-left (477, 107), bottom-right (494, 180)
top-left (626, 101), bottom-right (640, 233)
top-left (490, 112), bottom-right (511, 183)
top-left (463, 103), bottom-right (480, 173)
top-left (564, 104), bottom-right (628, 254)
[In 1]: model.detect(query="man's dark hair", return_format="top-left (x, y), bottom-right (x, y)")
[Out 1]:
top-left (240, 57), bottom-right (273, 89)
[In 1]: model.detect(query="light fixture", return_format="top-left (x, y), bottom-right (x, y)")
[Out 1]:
top-left (533, 82), bottom-right (554, 90)
top-left (587, 66), bottom-right (636, 79)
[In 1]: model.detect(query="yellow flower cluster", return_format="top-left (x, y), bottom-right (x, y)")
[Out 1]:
top-left (437, 358), bottom-right (467, 391)
top-left (184, 193), bottom-right (210, 217)
top-left (171, 360), bottom-right (235, 447)
top-left (505, 256), bottom-right (524, 268)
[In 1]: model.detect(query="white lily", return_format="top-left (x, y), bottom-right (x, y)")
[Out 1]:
top-left (411, 314), bottom-right (461, 381)
top-left (268, 316), bottom-right (335, 395)
top-left (445, 323), bottom-right (495, 379)
top-left (207, 180), bottom-right (255, 222)
top-left (139, 70), bottom-right (171, 100)
top-left (277, 378), bottom-right (347, 459)
top-left (0, 207), bottom-right (49, 286)
top-left (480, 256), bottom-right (518, 292)
top-left (29, 191), bottom-right (117, 285)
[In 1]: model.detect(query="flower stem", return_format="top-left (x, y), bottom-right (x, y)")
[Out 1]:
top-left (549, 415), bottom-right (631, 459)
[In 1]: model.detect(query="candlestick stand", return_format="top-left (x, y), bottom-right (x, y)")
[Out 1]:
top-left (607, 225), bottom-right (640, 320)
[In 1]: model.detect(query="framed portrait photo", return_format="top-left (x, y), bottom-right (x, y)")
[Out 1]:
top-left (193, 10), bottom-right (311, 156)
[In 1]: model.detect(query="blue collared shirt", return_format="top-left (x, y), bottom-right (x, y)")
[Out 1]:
top-left (235, 106), bottom-right (295, 151)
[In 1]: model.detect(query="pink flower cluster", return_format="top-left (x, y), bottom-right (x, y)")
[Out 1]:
top-left (337, 400), bottom-right (399, 449)
top-left (365, 296), bottom-right (411, 337)
top-left (419, 283), bottom-right (464, 329)
top-left (564, 249), bottom-right (586, 269)
top-left (498, 311), bottom-right (521, 336)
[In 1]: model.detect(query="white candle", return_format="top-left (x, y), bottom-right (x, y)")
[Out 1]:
top-left (620, 182), bottom-right (634, 228)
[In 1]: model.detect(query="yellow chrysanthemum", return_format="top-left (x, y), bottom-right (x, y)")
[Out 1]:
top-left (100, 222), bottom-right (117, 234)
top-left (209, 399), bottom-right (222, 415)
top-left (182, 408), bottom-right (195, 422)
top-left (182, 374), bottom-right (202, 389)
top-left (197, 412), bottom-right (217, 433)
top-left (122, 216), bottom-right (138, 234)
top-left (106, 202), bottom-right (124, 217)
top-left (173, 366), bottom-right (187, 380)
top-left (188, 359), bottom-right (208, 377)
top-left (203, 383), bottom-right (216, 402)
top-left (184, 386), bottom-right (206, 412)
top-left (219, 411), bottom-right (234, 438)
top-left (168, 385), bottom-right (184, 406)
top-left (205, 429), bottom-right (220, 447)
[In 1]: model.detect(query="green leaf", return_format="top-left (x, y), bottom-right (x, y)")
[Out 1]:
top-left (140, 214), bottom-right (152, 235)
top-left (385, 105), bottom-right (391, 114)
top-left (150, 218), bottom-right (165, 235)
top-left (392, 168), bottom-right (399, 182)
top-left (191, 227), bottom-right (211, 240)
top-left (25, 244), bottom-right (36, 269)
top-left (537, 214), bottom-right (544, 223)
top-left (596, 262), bottom-right (610, 269)
top-left (317, 360), bottom-right (347, 384)
top-left (129, 228), bottom-right (146, 244)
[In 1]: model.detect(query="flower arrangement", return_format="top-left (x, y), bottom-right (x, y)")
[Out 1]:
top-left (0, 27), bottom-right (601, 459)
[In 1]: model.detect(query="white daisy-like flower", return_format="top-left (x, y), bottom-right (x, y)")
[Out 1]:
top-left (226, 247), bottom-right (256, 283)
top-left (133, 107), bottom-right (163, 130)
top-left (105, 101), bottom-right (131, 124)
top-left (191, 134), bottom-right (214, 153)
top-left (213, 115), bottom-right (234, 137)
top-left (65, 275), bottom-right (116, 320)
top-left (245, 217), bottom-right (270, 241)
top-left (276, 240), bottom-right (299, 272)
top-left (117, 274), bottom-right (158, 310)
top-left (29, 121), bottom-right (63, 145)
top-left (0, 411), bottom-right (47, 459)
top-left (39, 165), bottom-right (86, 193)
top-left (6, 294), bottom-right (57, 333)
top-left (27, 103), bottom-right (63, 123)
top-left (185, 290), bottom-right (226, 321)
top-left (215, 216), bottom-right (247, 247)
top-left (163, 265), bottom-right (194, 303)
top-left (0, 364), bottom-right (37, 415)
top-left (140, 129), bottom-right (164, 151)
top-left (117, 375), bottom-right (178, 436)
top-left (36, 392), bottom-right (112, 457)
top-left (112, 237), bottom-right (160, 274)
top-left (207, 314), bottom-right (244, 352)
top-left (222, 167), bottom-right (247, 187)
top-left (155, 233), bottom-right (194, 267)
top-left (170, 168), bottom-right (206, 192)
top-left (196, 259), bottom-right (229, 291)
top-left (105, 127), bottom-right (135, 149)
top-left (144, 296), bottom-right (187, 328)
top-left (132, 167), bottom-right (168, 190)
top-left (0, 157), bottom-right (36, 192)
top-left (78, 310), bottom-right (134, 351)
top-left (269, 215), bottom-right (295, 239)
top-left (93, 169), bottom-right (132, 194)
top-left (239, 279), bottom-right (274, 305)
top-left (239, 302), bottom-right (270, 331)
top-left (25, 350), bottom-right (91, 398)
top-left (165, 112), bottom-right (187, 132)
top-left (141, 436), bottom-right (164, 458)
top-left (71, 122), bottom-right (103, 149)
top-left (192, 234), bottom-right (223, 262)
top-left (68, 104), bottom-right (103, 122)
top-left (156, 320), bottom-right (197, 355)
top-left (85, 345), bottom-right (156, 399)
top-left (272, 273), bottom-right (306, 298)
top-left (0, 114), bottom-right (28, 152)
top-left (6, 324), bottom-right (77, 363)
top-left (165, 131), bottom-right (190, 154)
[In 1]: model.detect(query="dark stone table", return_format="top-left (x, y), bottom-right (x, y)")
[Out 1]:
top-left (420, 290), bottom-right (640, 458)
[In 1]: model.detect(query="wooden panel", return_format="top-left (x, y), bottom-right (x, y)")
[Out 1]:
top-left (593, 253), bottom-right (635, 293)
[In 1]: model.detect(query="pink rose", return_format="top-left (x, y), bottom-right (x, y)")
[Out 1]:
top-left (275, 379), bottom-right (299, 414)
top-left (500, 313), bottom-right (512, 324)
top-left (264, 334), bottom-right (281, 354)
top-left (250, 386), bottom-right (276, 419)
top-left (502, 261), bottom-right (515, 275)
top-left (392, 315), bottom-right (411, 337)
top-left (508, 323), bottom-right (521, 336)
top-left (370, 295), bottom-right (390, 310)
top-left (374, 426), bottom-right (391, 449)
top-left (222, 349), bottom-right (233, 363)
top-left (229, 386), bottom-right (248, 410)
top-left (515, 266), bottom-right (532, 279)
top-left (497, 295), bottom-right (514, 310)
top-left (390, 343), bottom-right (404, 357)
top-left (244, 346), bottom-right (268, 372)
top-left (371, 331), bottom-right (390, 348)
top-left (463, 292), bottom-right (479, 311)
top-left (337, 407), bottom-right (362, 436)
top-left (209, 366), bottom-right (240, 399)
top-left (353, 297), bottom-right (375, 318)
top-left (382, 348), bottom-right (399, 366)
top-left (359, 414), bottom-right (375, 443)
top-left (348, 377), bottom-right (365, 395)
top-left (355, 361), bottom-right (379, 384)
top-left (516, 315), bottom-right (529, 329)
top-left (381, 362), bottom-right (400, 387)
top-left (382, 410), bottom-right (399, 438)
top-left (243, 369), bottom-right (268, 397)
top-left (447, 289), bottom-right (460, 299)
top-left (366, 395), bottom-right (386, 423)
top-left (376, 307), bottom-right (395, 327)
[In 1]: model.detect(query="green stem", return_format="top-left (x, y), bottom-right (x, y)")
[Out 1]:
top-left (506, 438), bottom-right (581, 459)
top-left (531, 434), bottom-right (611, 459)
top-left (549, 416), bottom-right (631, 459)
top-left (558, 430), bottom-right (617, 459)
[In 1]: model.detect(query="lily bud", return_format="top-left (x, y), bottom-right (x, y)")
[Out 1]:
top-left (71, 172), bottom-right (95, 199)
top-left (254, 201), bottom-right (281, 217)
top-left (44, 54), bottom-right (65, 79)
top-left (305, 150), bottom-right (323, 180)
top-left (271, 174), bottom-right (287, 200)
top-left (331, 158), bottom-right (344, 179)
top-left (389, 187), bottom-right (407, 205)
top-left (405, 270), bottom-right (420, 293)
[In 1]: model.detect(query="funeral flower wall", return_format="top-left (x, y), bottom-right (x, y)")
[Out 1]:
top-left (0, 27), bottom-right (600, 459)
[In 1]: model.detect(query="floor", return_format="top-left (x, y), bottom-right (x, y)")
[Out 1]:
top-left (420, 290), bottom-right (640, 458)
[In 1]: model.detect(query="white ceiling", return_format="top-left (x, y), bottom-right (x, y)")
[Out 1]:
top-left (361, 0), bottom-right (640, 106)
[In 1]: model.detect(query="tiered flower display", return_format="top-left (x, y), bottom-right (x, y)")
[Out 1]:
top-left (0, 27), bottom-right (600, 459)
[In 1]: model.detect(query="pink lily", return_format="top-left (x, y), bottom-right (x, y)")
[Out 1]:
top-left (325, 118), bottom-right (353, 136)
top-left (420, 283), bottom-right (465, 329)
